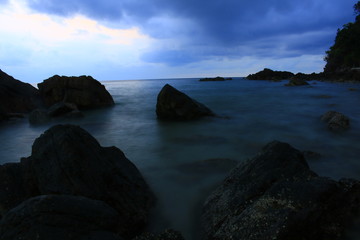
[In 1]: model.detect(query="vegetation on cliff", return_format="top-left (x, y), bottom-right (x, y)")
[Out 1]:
top-left (324, 1), bottom-right (360, 74)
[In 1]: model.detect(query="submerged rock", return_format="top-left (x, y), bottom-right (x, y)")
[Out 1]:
top-left (28, 109), bottom-right (51, 125)
top-left (156, 84), bottom-right (215, 120)
top-left (38, 75), bottom-right (114, 109)
top-left (0, 69), bottom-right (41, 119)
top-left (0, 195), bottom-right (123, 240)
top-left (47, 102), bottom-right (79, 117)
top-left (321, 111), bottom-right (350, 131)
top-left (202, 141), bottom-right (360, 240)
top-left (0, 124), bottom-right (155, 239)
top-left (285, 78), bottom-right (310, 86)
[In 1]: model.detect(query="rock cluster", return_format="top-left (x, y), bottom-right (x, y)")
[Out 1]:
top-left (0, 125), bottom-right (156, 240)
top-left (156, 84), bottom-right (215, 121)
top-left (202, 141), bottom-right (360, 240)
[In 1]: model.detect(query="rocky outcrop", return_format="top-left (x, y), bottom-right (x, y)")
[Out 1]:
top-left (0, 195), bottom-right (123, 240)
top-left (246, 68), bottom-right (294, 80)
top-left (0, 69), bottom-right (41, 119)
top-left (37, 75), bottom-right (114, 109)
top-left (156, 84), bottom-right (215, 120)
top-left (321, 111), bottom-right (350, 131)
top-left (0, 124), bottom-right (155, 239)
top-left (285, 78), bottom-right (310, 86)
top-left (202, 141), bottom-right (360, 240)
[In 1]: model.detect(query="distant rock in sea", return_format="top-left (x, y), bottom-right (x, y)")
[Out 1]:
top-left (38, 75), bottom-right (114, 109)
top-left (156, 84), bottom-right (215, 121)
top-left (246, 68), bottom-right (294, 80)
top-left (202, 141), bottom-right (360, 240)
top-left (0, 69), bottom-right (41, 120)
top-left (0, 124), bottom-right (156, 239)
top-left (199, 76), bottom-right (232, 81)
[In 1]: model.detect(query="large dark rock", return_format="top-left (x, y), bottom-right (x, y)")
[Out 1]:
top-left (37, 75), bottom-right (114, 109)
top-left (321, 111), bottom-right (350, 131)
top-left (0, 195), bottom-right (123, 240)
top-left (0, 69), bottom-right (41, 118)
top-left (0, 124), bottom-right (155, 239)
top-left (156, 84), bottom-right (215, 120)
top-left (202, 141), bottom-right (360, 240)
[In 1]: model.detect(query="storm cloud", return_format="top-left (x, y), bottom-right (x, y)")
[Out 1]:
top-left (24, 0), bottom-right (356, 66)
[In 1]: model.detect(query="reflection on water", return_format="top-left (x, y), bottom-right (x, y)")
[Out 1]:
top-left (0, 78), bottom-right (360, 239)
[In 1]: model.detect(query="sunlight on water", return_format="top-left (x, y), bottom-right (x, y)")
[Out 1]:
top-left (1, 78), bottom-right (360, 239)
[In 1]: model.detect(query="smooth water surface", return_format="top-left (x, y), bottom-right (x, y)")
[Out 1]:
top-left (1, 78), bottom-right (360, 239)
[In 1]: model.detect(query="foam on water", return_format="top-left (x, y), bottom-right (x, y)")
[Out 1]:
top-left (1, 78), bottom-right (360, 239)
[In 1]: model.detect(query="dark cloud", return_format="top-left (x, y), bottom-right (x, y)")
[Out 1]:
top-left (26, 0), bottom-right (356, 66)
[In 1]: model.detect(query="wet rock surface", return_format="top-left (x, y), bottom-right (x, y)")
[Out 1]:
top-left (0, 195), bottom-right (123, 240)
top-left (0, 124), bottom-right (156, 239)
top-left (202, 141), bottom-right (360, 240)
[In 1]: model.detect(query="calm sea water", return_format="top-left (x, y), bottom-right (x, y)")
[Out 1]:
top-left (1, 78), bottom-right (360, 239)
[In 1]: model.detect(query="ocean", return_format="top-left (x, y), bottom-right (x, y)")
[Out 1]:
top-left (1, 77), bottom-right (360, 239)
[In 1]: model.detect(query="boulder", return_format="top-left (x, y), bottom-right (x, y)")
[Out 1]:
top-left (202, 141), bottom-right (360, 240)
top-left (0, 195), bottom-right (123, 240)
top-left (28, 109), bottom-right (51, 125)
top-left (47, 102), bottom-right (79, 117)
top-left (37, 75), bottom-right (114, 109)
top-left (0, 69), bottom-right (41, 118)
top-left (285, 78), bottom-right (310, 86)
top-left (321, 111), bottom-right (350, 131)
top-left (0, 124), bottom-right (156, 239)
top-left (156, 84), bottom-right (215, 120)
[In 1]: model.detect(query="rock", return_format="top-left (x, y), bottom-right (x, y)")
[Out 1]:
top-left (321, 111), bottom-right (350, 131)
top-left (38, 75), bottom-right (114, 109)
top-left (0, 195), bottom-right (123, 240)
top-left (202, 141), bottom-right (360, 240)
top-left (29, 109), bottom-right (51, 125)
top-left (47, 102), bottom-right (79, 117)
top-left (285, 78), bottom-right (310, 86)
top-left (133, 229), bottom-right (185, 240)
top-left (0, 69), bottom-right (41, 119)
top-left (199, 76), bottom-right (226, 81)
top-left (246, 68), bottom-right (294, 80)
top-left (0, 124), bottom-right (156, 239)
top-left (156, 84), bottom-right (215, 120)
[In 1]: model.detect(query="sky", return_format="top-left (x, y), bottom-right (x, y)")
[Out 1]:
top-left (0, 0), bottom-right (357, 83)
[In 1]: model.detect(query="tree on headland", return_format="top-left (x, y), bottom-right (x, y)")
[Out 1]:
top-left (354, 1), bottom-right (360, 16)
top-left (324, 1), bottom-right (360, 73)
